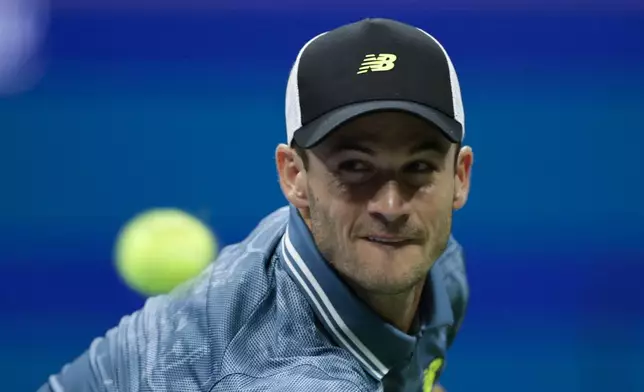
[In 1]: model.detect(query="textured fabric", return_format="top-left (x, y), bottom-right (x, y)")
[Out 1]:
top-left (38, 206), bottom-right (468, 392)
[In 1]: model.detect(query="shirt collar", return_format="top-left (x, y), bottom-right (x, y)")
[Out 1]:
top-left (279, 206), bottom-right (454, 380)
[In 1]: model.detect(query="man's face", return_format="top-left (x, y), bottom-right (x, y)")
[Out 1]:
top-left (279, 111), bottom-right (472, 295)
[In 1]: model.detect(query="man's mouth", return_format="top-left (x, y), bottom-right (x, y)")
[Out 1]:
top-left (363, 236), bottom-right (415, 247)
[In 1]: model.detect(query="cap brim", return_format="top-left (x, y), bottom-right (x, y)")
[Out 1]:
top-left (292, 100), bottom-right (463, 148)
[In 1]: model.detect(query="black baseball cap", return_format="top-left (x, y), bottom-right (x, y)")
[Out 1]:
top-left (285, 18), bottom-right (465, 148)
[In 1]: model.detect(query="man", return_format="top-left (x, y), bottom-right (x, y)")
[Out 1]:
top-left (39, 18), bottom-right (472, 392)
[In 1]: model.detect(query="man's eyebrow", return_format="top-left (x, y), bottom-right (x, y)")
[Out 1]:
top-left (410, 140), bottom-right (450, 154)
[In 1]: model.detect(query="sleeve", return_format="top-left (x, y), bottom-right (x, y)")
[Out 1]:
top-left (210, 366), bottom-right (369, 392)
top-left (37, 264), bottom-right (216, 392)
top-left (440, 236), bottom-right (470, 349)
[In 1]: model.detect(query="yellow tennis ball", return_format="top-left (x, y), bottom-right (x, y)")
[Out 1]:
top-left (114, 208), bottom-right (217, 296)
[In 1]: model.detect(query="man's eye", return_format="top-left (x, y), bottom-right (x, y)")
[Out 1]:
top-left (338, 160), bottom-right (372, 172)
top-left (405, 161), bottom-right (436, 173)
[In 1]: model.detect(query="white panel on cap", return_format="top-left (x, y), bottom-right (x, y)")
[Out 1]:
top-left (417, 28), bottom-right (465, 139)
top-left (285, 32), bottom-right (328, 145)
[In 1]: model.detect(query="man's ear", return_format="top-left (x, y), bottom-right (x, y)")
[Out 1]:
top-left (453, 145), bottom-right (473, 210)
top-left (276, 144), bottom-right (309, 209)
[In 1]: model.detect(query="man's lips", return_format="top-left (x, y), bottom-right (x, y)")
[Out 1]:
top-left (360, 236), bottom-right (419, 246)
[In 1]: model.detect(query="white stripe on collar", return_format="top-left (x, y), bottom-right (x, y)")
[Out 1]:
top-left (281, 231), bottom-right (390, 379)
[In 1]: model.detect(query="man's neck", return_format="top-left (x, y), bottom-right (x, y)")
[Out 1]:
top-left (351, 279), bottom-right (426, 333)
top-left (298, 210), bottom-right (426, 333)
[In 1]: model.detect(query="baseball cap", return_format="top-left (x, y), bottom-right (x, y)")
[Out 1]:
top-left (285, 18), bottom-right (465, 148)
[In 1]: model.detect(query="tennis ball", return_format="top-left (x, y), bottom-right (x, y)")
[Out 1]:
top-left (114, 208), bottom-right (217, 297)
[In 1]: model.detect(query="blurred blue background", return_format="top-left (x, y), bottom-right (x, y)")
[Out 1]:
top-left (1, 1), bottom-right (643, 391)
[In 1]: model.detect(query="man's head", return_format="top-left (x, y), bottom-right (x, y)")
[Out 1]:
top-left (276, 18), bottom-right (473, 295)
top-left (277, 111), bottom-right (472, 295)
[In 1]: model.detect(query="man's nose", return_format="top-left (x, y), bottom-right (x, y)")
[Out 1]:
top-left (367, 181), bottom-right (410, 226)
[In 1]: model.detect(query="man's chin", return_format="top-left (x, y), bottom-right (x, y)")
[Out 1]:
top-left (350, 244), bottom-right (428, 292)
top-left (351, 272), bottom-right (426, 296)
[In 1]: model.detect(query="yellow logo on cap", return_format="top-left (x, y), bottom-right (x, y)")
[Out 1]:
top-left (422, 357), bottom-right (444, 392)
top-left (357, 53), bottom-right (397, 74)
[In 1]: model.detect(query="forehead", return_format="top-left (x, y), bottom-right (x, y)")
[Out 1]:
top-left (316, 111), bottom-right (450, 153)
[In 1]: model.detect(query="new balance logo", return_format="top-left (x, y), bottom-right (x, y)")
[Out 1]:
top-left (357, 53), bottom-right (397, 74)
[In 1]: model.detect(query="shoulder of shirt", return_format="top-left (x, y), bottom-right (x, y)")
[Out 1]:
top-left (196, 204), bottom-right (292, 321)
top-left (166, 205), bottom-right (291, 306)
top-left (435, 236), bottom-right (470, 346)
top-left (143, 207), bottom-right (375, 390)
top-left (203, 207), bottom-right (377, 390)
top-left (114, 207), bottom-right (292, 389)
